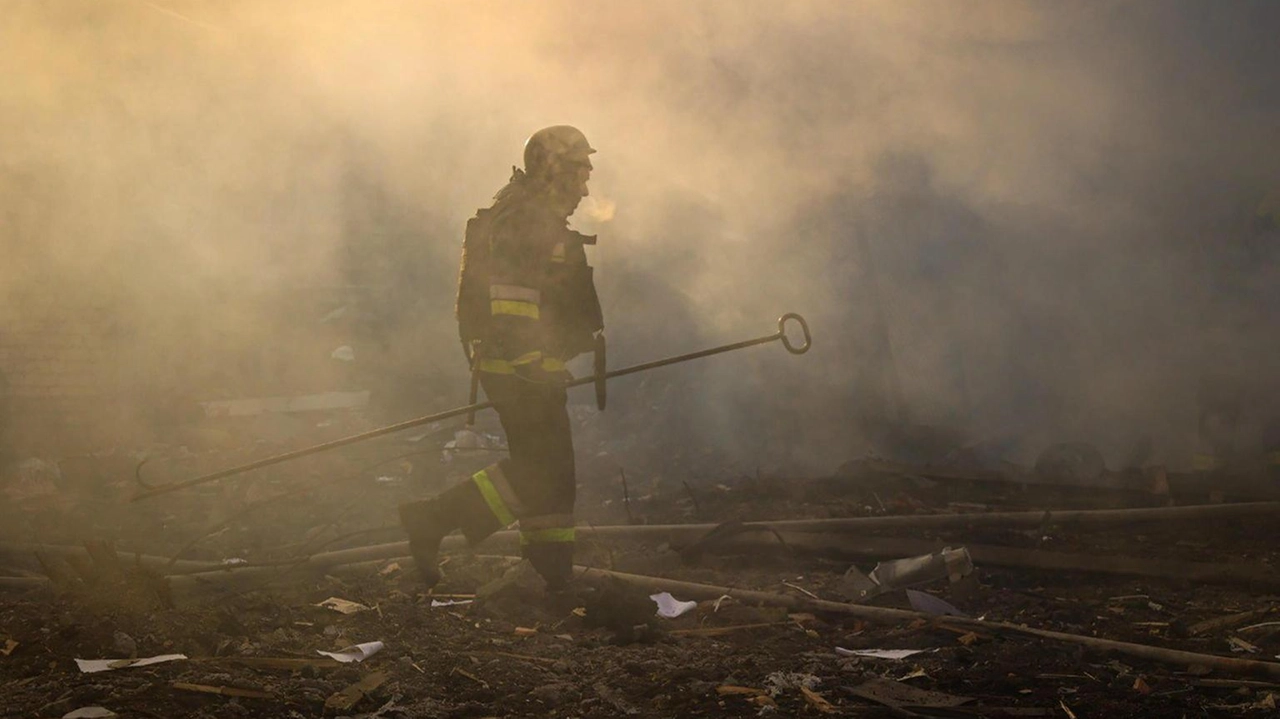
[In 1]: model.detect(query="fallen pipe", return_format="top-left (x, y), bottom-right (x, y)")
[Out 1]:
top-left (0, 541), bottom-right (222, 574)
top-left (8, 500), bottom-right (1277, 590)
top-left (156, 515), bottom-right (1280, 593)
top-left (570, 565), bottom-right (1280, 681)
top-left (8, 500), bottom-right (1277, 578)
top-left (732, 533), bottom-right (1280, 591)
top-left (555, 500), bottom-right (1280, 532)
top-left (159, 498), bottom-right (1280, 577)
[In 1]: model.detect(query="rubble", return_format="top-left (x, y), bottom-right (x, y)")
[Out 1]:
top-left (5, 451), bottom-right (1280, 715)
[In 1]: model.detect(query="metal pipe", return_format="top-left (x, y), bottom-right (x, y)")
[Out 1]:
top-left (131, 314), bottom-right (811, 502)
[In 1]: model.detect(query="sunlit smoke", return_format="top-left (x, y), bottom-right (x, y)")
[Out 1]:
top-left (578, 196), bottom-right (617, 225)
top-left (0, 0), bottom-right (1276, 481)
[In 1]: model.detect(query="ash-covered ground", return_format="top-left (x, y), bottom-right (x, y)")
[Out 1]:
top-left (3, 411), bottom-right (1280, 718)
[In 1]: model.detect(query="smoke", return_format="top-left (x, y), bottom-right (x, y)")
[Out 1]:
top-left (2, 1), bottom-right (1277, 474)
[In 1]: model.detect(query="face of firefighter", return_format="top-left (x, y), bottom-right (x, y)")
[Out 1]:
top-left (549, 158), bottom-right (592, 217)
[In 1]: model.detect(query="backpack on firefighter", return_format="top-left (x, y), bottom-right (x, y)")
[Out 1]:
top-left (455, 195), bottom-right (605, 369)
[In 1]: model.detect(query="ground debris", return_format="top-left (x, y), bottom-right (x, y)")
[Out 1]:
top-left (326, 671), bottom-right (388, 712)
top-left (7, 467), bottom-right (1280, 717)
top-left (846, 677), bottom-right (973, 710)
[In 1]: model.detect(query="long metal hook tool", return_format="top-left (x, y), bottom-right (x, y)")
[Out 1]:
top-left (131, 313), bottom-right (811, 502)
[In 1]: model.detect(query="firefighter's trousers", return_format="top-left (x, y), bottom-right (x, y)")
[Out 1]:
top-left (401, 373), bottom-right (577, 587)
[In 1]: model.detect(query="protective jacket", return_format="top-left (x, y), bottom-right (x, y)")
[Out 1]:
top-left (458, 168), bottom-right (603, 381)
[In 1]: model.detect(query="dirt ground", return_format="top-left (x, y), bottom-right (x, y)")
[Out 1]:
top-left (3, 432), bottom-right (1280, 718)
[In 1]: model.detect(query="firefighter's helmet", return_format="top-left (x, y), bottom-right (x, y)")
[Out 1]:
top-left (523, 125), bottom-right (595, 179)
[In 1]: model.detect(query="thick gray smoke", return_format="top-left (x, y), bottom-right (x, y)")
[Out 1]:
top-left (2, 1), bottom-right (1277, 476)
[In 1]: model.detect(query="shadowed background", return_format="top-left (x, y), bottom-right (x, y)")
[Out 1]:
top-left (1, 0), bottom-right (1277, 479)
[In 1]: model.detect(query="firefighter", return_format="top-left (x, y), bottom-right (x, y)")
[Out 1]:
top-left (398, 126), bottom-right (603, 591)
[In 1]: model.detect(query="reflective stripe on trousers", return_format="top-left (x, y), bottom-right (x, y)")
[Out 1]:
top-left (470, 463), bottom-right (525, 527)
top-left (519, 513), bottom-right (574, 545)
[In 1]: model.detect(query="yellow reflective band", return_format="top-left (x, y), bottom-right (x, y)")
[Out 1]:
top-left (482, 463), bottom-right (526, 516)
top-left (491, 299), bottom-right (540, 319)
top-left (490, 284), bottom-right (541, 303)
top-left (472, 469), bottom-right (517, 527)
top-left (511, 350), bottom-right (543, 366)
top-left (1192, 454), bottom-right (1219, 471)
top-left (550, 243), bottom-right (566, 263)
top-left (519, 527), bottom-right (576, 545)
top-left (479, 353), bottom-right (556, 375)
top-left (477, 358), bottom-right (514, 374)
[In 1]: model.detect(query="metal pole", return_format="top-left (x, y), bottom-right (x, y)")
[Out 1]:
top-left (131, 314), bottom-right (811, 502)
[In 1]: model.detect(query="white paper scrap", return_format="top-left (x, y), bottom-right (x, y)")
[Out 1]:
top-left (835, 647), bottom-right (934, 660)
top-left (317, 641), bottom-right (384, 663)
top-left (430, 599), bottom-right (474, 608)
top-left (63, 708), bottom-right (118, 719)
top-left (316, 597), bottom-right (371, 614)
top-left (650, 592), bottom-right (698, 619)
top-left (74, 654), bottom-right (187, 674)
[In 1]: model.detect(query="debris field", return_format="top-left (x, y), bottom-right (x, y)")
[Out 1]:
top-left (3, 441), bottom-right (1280, 718)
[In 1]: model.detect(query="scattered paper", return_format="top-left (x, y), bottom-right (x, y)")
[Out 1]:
top-left (75, 654), bottom-right (187, 674)
top-left (221, 558), bottom-right (247, 566)
top-left (317, 597), bottom-right (371, 615)
top-left (1, 638), bottom-right (17, 656)
top-left (650, 592), bottom-right (698, 619)
top-left (906, 589), bottom-right (967, 617)
top-left (840, 548), bottom-right (974, 601)
top-left (835, 647), bottom-right (934, 660)
top-left (317, 641), bottom-right (384, 663)
top-left (63, 708), bottom-right (117, 719)
top-left (378, 562), bottom-right (401, 576)
top-left (430, 598), bottom-right (473, 608)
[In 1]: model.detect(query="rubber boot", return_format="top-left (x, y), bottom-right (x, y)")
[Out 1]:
top-left (398, 481), bottom-right (503, 588)
top-left (523, 541), bottom-right (575, 591)
top-left (397, 498), bottom-right (449, 588)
